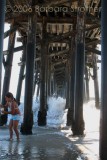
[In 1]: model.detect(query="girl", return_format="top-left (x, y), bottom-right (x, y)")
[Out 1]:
top-left (1, 92), bottom-right (21, 141)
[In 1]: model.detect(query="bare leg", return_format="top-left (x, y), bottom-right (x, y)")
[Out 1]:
top-left (9, 119), bottom-right (13, 140)
top-left (13, 120), bottom-right (20, 140)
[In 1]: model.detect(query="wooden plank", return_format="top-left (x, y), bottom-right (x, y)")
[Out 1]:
top-left (85, 46), bottom-right (101, 55)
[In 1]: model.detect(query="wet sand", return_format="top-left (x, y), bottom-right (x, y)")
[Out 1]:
top-left (0, 126), bottom-right (99, 160)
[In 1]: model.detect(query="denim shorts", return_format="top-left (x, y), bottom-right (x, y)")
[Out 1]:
top-left (10, 115), bottom-right (20, 121)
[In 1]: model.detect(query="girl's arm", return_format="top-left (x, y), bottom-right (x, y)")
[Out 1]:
top-left (0, 102), bottom-right (8, 111)
top-left (1, 102), bottom-right (14, 114)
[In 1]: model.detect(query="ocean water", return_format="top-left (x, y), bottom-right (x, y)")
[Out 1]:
top-left (18, 96), bottom-right (67, 128)
top-left (7, 96), bottom-right (100, 133)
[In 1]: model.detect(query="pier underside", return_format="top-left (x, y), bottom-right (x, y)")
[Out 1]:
top-left (1, 0), bottom-right (107, 159)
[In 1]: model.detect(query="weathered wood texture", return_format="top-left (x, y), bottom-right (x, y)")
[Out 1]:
top-left (20, 14), bottom-right (36, 135)
top-left (100, 0), bottom-right (107, 159)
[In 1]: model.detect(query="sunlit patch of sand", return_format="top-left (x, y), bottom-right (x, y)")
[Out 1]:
top-left (83, 100), bottom-right (100, 132)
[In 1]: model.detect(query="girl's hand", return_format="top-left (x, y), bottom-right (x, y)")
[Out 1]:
top-left (1, 110), bottom-right (7, 114)
top-left (1, 108), bottom-right (5, 114)
top-left (1, 109), bottom-right (4, 113)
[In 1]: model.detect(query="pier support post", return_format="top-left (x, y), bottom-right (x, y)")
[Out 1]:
top-left (20, 14), bottom-right (36, 134)
top-left (100, 0), bottom-right (107, 159)
top-left (50, 72), bottom-right (54, 96)
top-left (38, 18), bottom-right (47, 126)
top-left (16, 39), bottom-right (26, 105)
top-left (84, 65), bottom-right (90, 102)
top-left (65, 61), bottom-right (70, 110)
top-left (72, 0), bottom-right (85, 135)
top-left (0, 0), bottom-right (6, 101)
top-left (67, 36), bottom-right (76, 126)
top-left (0, 0), bottom-right (6, 126)
top-left (92, 53), bottom-right (99, 108)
